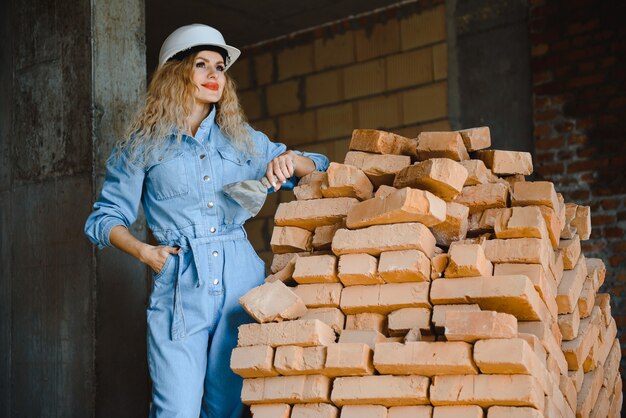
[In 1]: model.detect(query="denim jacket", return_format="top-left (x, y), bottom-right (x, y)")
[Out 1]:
top-left (84, 108), bottom-right (330, 249)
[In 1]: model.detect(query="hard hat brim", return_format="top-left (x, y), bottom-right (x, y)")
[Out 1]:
top-left (160, 43), bottom-right (241, 70)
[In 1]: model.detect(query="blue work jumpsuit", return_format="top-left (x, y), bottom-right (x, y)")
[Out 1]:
top-left (84, 108), bottom-right (330, 417)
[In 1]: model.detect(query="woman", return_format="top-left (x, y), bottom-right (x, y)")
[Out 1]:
top-left (84, 24), bottom-right (329, 417)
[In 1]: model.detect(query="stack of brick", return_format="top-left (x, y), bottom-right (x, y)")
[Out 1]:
top-left (231, 128), bottom-right (622, 418)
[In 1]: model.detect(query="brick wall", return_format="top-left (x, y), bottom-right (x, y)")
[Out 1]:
top-left (228, 1), bottom-right (447, 263)
top-left (530, 0), bottom-right (626, 364)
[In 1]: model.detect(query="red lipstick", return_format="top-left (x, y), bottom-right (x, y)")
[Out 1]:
top-left (203, 82), bottom-right (219, 91)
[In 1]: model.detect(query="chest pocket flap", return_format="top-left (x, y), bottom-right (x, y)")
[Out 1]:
top-left (216, 145), bottom-right (250, 166)
top-left (145, 152), bottom-right (190, 200)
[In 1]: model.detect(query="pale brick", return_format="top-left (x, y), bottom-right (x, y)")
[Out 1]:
top-left (602, 339), bottom-right (621, 390)
top-left (562, 203), bottom-right (578, 240)
top-left (394, 158), bottom-right (468, 201)
top-left (608, 392), bottom-right (622, 418)
top-left (273, 345), bottom-right (326, 375)
top-left (387, 308), bottom-right (431, 336)
top-left (461, 159), bottom-right (496, 186)
top-left (458, 127), bottom-right (491, 152)
top-left (431, 202), bottom-right (469, 246)
top-left (388, 406), bottom-right (433, 418)
top-left (455, 182), bottom-right (509, 214)
top-left (241, 375), bottom-right (331, 404)
top-left (558, 235), bottom-right (581, 270)
top-left (587, 259), bottom-right (606, 291)
top-left (340, 282), bottom-right (431, 314)
top-left (345, 312), bottom-right (387, 334)
top-left (300, 308), bottom-right (345, 335)
top-left (275, 197), bottom-right (359, 231)
top-left (511, 181), bottom-right (559, 211)
top-left (321, 162), bottom-right (374, 201)
top-left (598, 318), bottom-right (617, 367)
top-left (431, 304), bottom-right (481, 330)
top-left (293, 254), bottom-right (339, 284)
top-left (294, 172), bottom-right (326, 200)
top-left (433, 405), bottom-right (483, 418)
top-left (558, 305), bottom-right (581, 341)
top-left (340, 405), bottom-right (388, 418)
top-left (344, 151), bottom-right (411, 187)
top-left (444, 244), bottom-right (493, 278)
top-left (292, 402), bottom-right (339, 418)
top-left (375, 185), bottom-right (397, 199)
top-left (250, 404), bottom-right (291, 418)
top-left (486, 406), bottom-right (543, 418)
top-left (557, 255), bottom-right (588, 314)
top-left (231, 345), bottom-right (278, 378)
top-left (483, 238), bottom-right (552, 273)
top-left (444, 310), bottom-right (517, 342)
top-left (590, 387), bottom-right (610, 418)
top-left (494, 263), bottom-right (558, 318)
top-left (337, 253), bottom-right (382, 286)
top-left (576, 367), bottom-right (604, 418)
top-left (313, 221), bottom-right (344, 251)
top-left (517, 333), bottom-right (548, 369)
top-left (238, 319), bottom-right (336, 348)
top-left (550, 250), bottom-right (564, 286)
top-left (293, 283), bottom-right (343, 308)
top-left (349, 129), bottom-right (416, 156)
top-left (270, 226), bottom-right (313, 254)
top-left (379, 250), bottom-right (431, 283)
top-left (535, 205), bottom-right (560, 248)
top-left (494, 206), bottom-right (549, 241)
top-left (430, 275), bottom-right (552, 323)
top-left (374, 341), bottom-right (477, 376)
top-left (572, 205), bottom-right (591, 240)
top-left (240, 281), bottom-right (308, 323)
top-left (431, 253), bottom-right (449, 280)
top-left (577, 276), bottom-right (595, 319)
top-left (332, 223), bottom-right (436, 258)
top-left (416, 132), bottom-right (469, 161)
top-left (595, 293), bottom-right (611, 327)
top-left (346, 187), bottom-right (446, 229)
top-left (338, 329), bottom-right (386, 350)
top-left (271, 252), bottom-right (304, 274)
top-left (562, 307), bottom-right (601, 371)
top-left (430, 375), bottom-right (544, 409)
top-left (519, 321), bottom-right (568, 375)
top-left (324, 343), bottom-right (374, 377)
top-left (476, 150), bottom-right (533, 176)
top-left (560, 375), bottom-right (578, 412)
top-left (331, 375), bottom-right (430, 407)
top-left (569, 367), bottom-right (585, 393)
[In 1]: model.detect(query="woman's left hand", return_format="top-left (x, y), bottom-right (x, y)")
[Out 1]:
top-left (266, 150), bottom-right (296, 191)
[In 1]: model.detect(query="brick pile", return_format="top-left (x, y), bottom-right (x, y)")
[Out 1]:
top-left (231, 128), bottom-right (622, 418)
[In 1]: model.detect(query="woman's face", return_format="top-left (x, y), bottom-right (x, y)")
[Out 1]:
top-left (191, 50), bottom-right (226, 105)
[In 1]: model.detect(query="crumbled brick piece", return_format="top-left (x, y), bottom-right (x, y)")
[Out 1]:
top-left (460, 159), bottom-right (496, 186)
top-left (239, 281), bottom-right (308, 323)
top-left (475, 150), bottom-right (533, 175)
top-left (350, 129), bottom-right (416, 156)
top-left (344, 150), bottom-right (411, 187)
top-left (430, 202), bottom-right (469, 247)
top-left (394, 158), bottom-right (469, 201)
top-left (458, 126), bottom-right (491, 151)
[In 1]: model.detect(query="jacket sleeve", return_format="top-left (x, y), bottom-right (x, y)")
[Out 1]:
top-left (258, 130), bottom-right (330, 191)
top-left (84, 148), bottom-right (145, 249)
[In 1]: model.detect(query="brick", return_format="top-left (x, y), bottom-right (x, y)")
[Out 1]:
top-left (293, 283), bottom-right (343, 308)
top-left (476, 150), bottom-right (533, 176)
top-left (331, 375), bottom-right (430, 407)
top-left (300, 308), bottom-right (345, 335)
top-left (444, 244), bottom-right (493, 278)
top-left (270, 226), bottom-right (313, 253)
top-left (277, 44), bottom-right (313, 80)
top-left (340, 282), bottom-right (431, 314)
top-left (293, 254), bottom-right (339, 284)
top-left (357, 95), bottom-right (402, 133)
top-left (332, 223), bottom-right (436, 258)
top-left (494, 206), bottom-right (549, 241)
top-left (576, 367), bottom-right (604, 418)
top-left (273, 345), bottom-right (326, 375)
top-left (538, 205), bottom-right (561, 248)
top-left (349, 129), bottom-right (416, 156)
top-left (557, 255), bottom-right (588, 314)
top-left (344, 151), bottom-right (411, 187)
top-left (270, 252), bottom-right (303, 274)
top-left (519, 321), bottom-right (568, 375)
top-left (266, 81), bottom-right (300, 116)
top-left (562, 307), bottom-right (601, 371)
top-left (324, 343), bottom-right (374, 377)
top-left (275, 197), bottom-right (359, 231)
top-left (590, 387), bottom-right (610, 418)
top-left (356, 18), bottom-right (400, 60)
top-left (402, 82), bottom-right (447, 125)
top-left (431, 202), bottom-right (469, 247)
top-left (292, 403), bottom-right (339, 418)
top-left (485, 406), bottom-right (543, 418)
top-left (314, 31), bottom-right (355, 70)
top-left (400, 5), bottom-right (446, 49)
top-left (483, 238), bottom-right (552, 273)
top-left (561, 203), bottom-right (578, 240)
top-left (558, 235), bottom-right (581, 270)
top-left (458, 127), bottom-right (491, 152)
top-left (433, 406), bottom-right (483, 418)
top-left (338, 329), bottom-right (386, 349)
top-left (587, 259), bottom-right (606, 291)
top-left (317, 103), bottom-right (354, 140)
top-left (238, 319), bottom-right (336, 348)
top-left (293, 171), bottom-right (326, 200)
top-left (431, 275), bottom-right (552, 322)
top-left (393, 158), bottom-right (469, 201)
top-left (376, 185), bottom-right (400, 198)
top-left (572, 205), bottom-right (591, 240)
top-left (386, 48), bottom-right (433, 90)
top-left (560, 375), bottom-right (578, 412)
top-left (313, 221), bottom-right (344, 251)
top-left (444, 310), bottom-right (517, 342)
top-left (239, 89), bottom-right (263, 120)
top-left (594, 293), bottom-right (611, 327)
top-left (387, 308), bottom-right (431, 336)
top-left (431, 253), bottom-right (449, 280)
top-left (305, 70), bottom-right (342, 107)
top-left (345, 312), bottom-right (386, 334)
top-left (346, 187), bottom-right (446, 229)
top-left (265, 255), bottom-right (297, 285)
top-left (240, 280), bottom-right (308, 323)
top-left (474, 338), bottom-right (547, 383)
top-left (337, 253), bottom-right (382, 286)
top-left (250, 404), bottom-right (291, 418)
top-left (340, 405), bottom-right (388, 418)
top-left (569, 368), bottom-right (584, 394)
top-left (417, 132), bottom-right (469, 161)
top-left (388, 406), bottom-right (432, 418)
top-left (602, 339), bottom-right (620, 390)
top-left (608, 392), bottom-right (622, 418)
top-left (460, 159), bottom-right (497, 186)
top-left (433, 43), bottom-right (447, 81)
top-left (550, 251), bottom-right (564, 286)
top-left (577, 276), bottom-right (595, 318)
top-left (431, 304), bottom-right (481, 330)
top-left (430, 375), bottom-right (544, 409)
top-left (322, 162), bottom-right (374, 201)
top-left (254, 53), bottom-right (273, 85)
top-left (241, 375), bottom-right (331, 404)
top-left (558, 305), bottom-right (581, 341)
top-left (494, 263), bottom-right (558, 318)
top-left (231, 345), bottom-right (278, 378)
top-left (511, 181), bottom-right (559, 211)
top-left (374, 341), bottom-right (477, 375)
top-left (455, 183), bottom-right (509, 214)
top-left (344, 59), bottom-right (386, 100)
top-left (379, 250), bottom-right (431, 283)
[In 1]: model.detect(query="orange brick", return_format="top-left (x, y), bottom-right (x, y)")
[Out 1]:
top-left (374, 341), bottom-right (477, 375)
top-left (293, 171), bottom-right (326, 201)
top-left (340, 282), bottom-right (431, 314)
top-left (250, 404), bottom-right (291, 418)
top-left (557, 255), bottom-right (588, 314)
top-left (273, 345), bottom-right (326, 375)
top-left (460, 160), bottom-right (496, 186)
top-left (270, 252), bottom-right (303, 274)
top-left (324, 343), bottom-right (374, 377)
top-left (494, 206), bottom-right (549, 241)
top-left (346, 187), bottom-right (446, 229)
top-left (240, 280), bottom-right (308, 323)
top-left (293, 283), bottom-right (343, 308)
top-left (402, 82), bottom-right (448, 125)
top-left (270, 226), bottom-right (313, 253)
top-left (550, 251), bottom-right (564, 286)
top-left (344, 151), bottom-right (411, 187)
top-left (538, 206), bottom-right (561, 248)
top-left (486, 406), bottom-right (543, 418)
top-left (345, 312), bottom-right (387, 334)
top-left (266, 81), bottom-right (300, 116)
top-left (474, 338), bottom-right (546, 378)
top-left (379, 250), bottom-right (431, 283)
top-left (386, 48), bottom-right (433, 90)
top-left (431, 304), bottom-right (481, 331)
top-left (388, 406), bottom-right (432, 418)
top-left (332, 375), bottom-right (430, 407)
top-left (431, 202), bottom-right (469, 247)
top-left (238, 319), bottom-right (336, 348)
top-left (431, 253), bottom-right (449, 280)
top-left (476, 150), bottom-right (533, 176)
top-left (332, 223), bottom-right (436, 258)
top-left (275, 197), bottom-right (359, 231)
top-left (300, 308), bottom-right (345, 335)
top-left (387, 308), bottom-right (431, 336)
top-left (455, 183), bottom-right (509, 214)
top-left (458, 127), bottom-right (491, 152)
top-left (494, 263), bottom-right (558, 317)
top-left (231, 345), bottom-right (278, 378)
top-left (562, 307), bottom-right (601, 371)
top-left (572, 205), bottom-right (591, 240)
top-left (322, 162), bottom-right (374, 201)
top-left (483, 238), bottom-right (552, 273)
top-left (433, 406), bottom-right (483, 418)
top-left (519, 321), bottom-right (568, 375)
top-left (511, 181), bottom-right (559, 211)
top-left (338, 329), bottom-right (386, 350)
top-left (576, 367), bottom-right (604, 418)
top-left (340, 405), bottom-right (388, 418)
top-left (444, 310), bottom-right (517, 342)
top-left (312, 221), bottom-right (344, 251)
top-left (292, 403), bottom-right (339, 418)
top-left (558, 305), bottom-right (581, 341)
top-left (595, 293), bottom-right (611, 327)
top-left (355, 19), bottom-right (400, 61)
top-left (577, 276), bottom-right (595, 318)
top-left (241, 375), bottom-right (331, 404)
top-left (588, 259), bottom-right (606, 292)
top-left (400, 5), bottom-right (446, 50)
top-left (558, 235), bottom-right (581, 270)
top-left (293, 255), bottom-right (339, 284)
top-left (562, 203), bottom-right (578, 240)
top-left (444, 244), bottom-right (493, 278)
top-left (349, 129), bottom-right (416, 156)
top-left (417, 132), bottom-right (469, 161)
top-left (430, 375), bottom-right (544, 410)
top-left (394, 158), bottom-right (468, 201)
top-left (602, 339), bottom-right (620, 391)
top-left (337, 253), bottom-right (382, 286)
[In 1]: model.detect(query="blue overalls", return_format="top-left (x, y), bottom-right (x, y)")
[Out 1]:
top-left (84, 108), bottom-right (329, 417)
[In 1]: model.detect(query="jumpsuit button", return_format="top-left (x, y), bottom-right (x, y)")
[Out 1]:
top-left (199, 154), bottom-right (206, 160)
top-left (213, 279), bottom-right (219, 285)
top-left (210, 227), bottom-right (216, 233)
top-left (207, 202), bottom-right (214, 208)
top-left (212, 251), bottom-right (219, 257)
top-left (203, 175), bottom-right (210, 182)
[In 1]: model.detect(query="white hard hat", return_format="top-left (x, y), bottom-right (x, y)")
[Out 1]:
top-left (158, 24), bottom-right (241, 70)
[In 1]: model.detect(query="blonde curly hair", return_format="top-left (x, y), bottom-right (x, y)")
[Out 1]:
top-left (118, 51), bottom-right (254, 165)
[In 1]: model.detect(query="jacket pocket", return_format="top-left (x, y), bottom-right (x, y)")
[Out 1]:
top-left (145, 153), bottom-right (189, 200)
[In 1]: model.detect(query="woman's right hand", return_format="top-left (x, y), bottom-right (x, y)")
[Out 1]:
top-left (140, 244), bottom-right (181, 274)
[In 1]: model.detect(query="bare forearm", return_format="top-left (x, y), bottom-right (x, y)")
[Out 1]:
top-left (292, 153), bottom-right (316, 178)
top-left (109, 225), bottom-right (150, 263)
